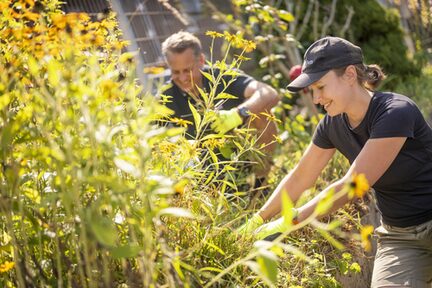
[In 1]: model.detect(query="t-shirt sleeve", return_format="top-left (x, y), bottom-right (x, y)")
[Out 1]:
top-left (223, 72), bottom-right (254, 101)
top-left (370, 99), bottom-right (418, 139)
top-left (312, 116), bottom-right (335, 149)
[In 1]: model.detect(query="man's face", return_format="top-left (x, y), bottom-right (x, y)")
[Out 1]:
top-left (166, 48), bottom-right (204, 94)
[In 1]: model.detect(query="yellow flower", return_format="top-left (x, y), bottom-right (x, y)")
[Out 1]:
top-left (174, 179), bottom-right (189, 195)
top-left (243, 40), bottom-right (256, 53)
top-left (0, 261), bottom-right (15, 273)
top-left (273, 135), bottom-right (283, 144)
top-left (170, 117), bottom-right (192, 128)
top-left (202, 138), bottom-right (224, 149)
top-left (113, 40), bottom-right (130, 50)
top-left (260, 111), bottom-right (281, 123)
top-left (223, 31), bottom-right (236, 43)
top-left (119, 52), bottom-right (136, 63)
top-left (158, 141), bottom-right (177, 155)
top-left (205, 31), bottom-right (223, 38)
top-left (234, 54), bottom-right (251, 61)
top-left (350, 173), bottom-right (369, 198)
top-left (143, 66), bottom-right (166, 75)
top-left (51, 14), bottom-right (67, 29)
top-left (0, 2), bottom-right (8, 11)
top-left (23, 11), bottom-right (40, 22)
top-left (360, 225), bottom-right (374, 252)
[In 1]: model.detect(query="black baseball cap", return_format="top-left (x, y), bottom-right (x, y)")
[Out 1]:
top-left (287, 36), bottom-right (363, 92)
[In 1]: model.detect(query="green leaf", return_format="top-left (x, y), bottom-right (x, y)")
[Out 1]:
top-left (110, 245), bottom-right (141, 258)
top-left (315, 189), bottom-right (335, 216)
top-left (114, 158), bottom-right (140, 177)
top-left (47, 59), bottom-right (60, 87)
top-left (172, 256), bottom-right (185, 280)
top-left (277, 10), bottom-right (294, 22)
top-left (214, 92), bottom-right (238, 100)
top-left (0, 93), bottom-right (11, 110)
top-left (196, 85), bottom-right (209, 105)
top-left (201, 133), bottom-right (225, 141)
top-left (200, 202), bottom-right (215, 222)
top-left (166, 127), bottom-right (185, 137)
top-left (89, 214), bottom-right (118, 247)
top-left (208, 149), bottom-right (219, 171)
top-left (188, 101), bottom-right (201, 129)
top-left (219, 144), bottom-right (234, 159)
top-left (257, 9), bottom-right (273, 23)
top-left (281, 191), bottom-right (294, 227)
top-left (256, 250), bottom-right (278, 284)
top-left (350, 262), bottom-right (362, 273)
top-left (27, 56), bottom-right (39, 76)
top-left (204, 241), bottom-right (226, 255)
top-left (199, 267), bottom-right (223, 273)
top-left (317, 228), bottom-right (345, 250)
top-left (201, 70), bottom-right (214, 84)
top-left (327, 219), bottom-right (342, 230)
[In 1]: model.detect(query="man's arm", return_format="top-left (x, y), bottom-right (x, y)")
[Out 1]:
top-left (240, 80), bottom-right (280, 113)
top-left (239, 80), bottom-right (280, 152)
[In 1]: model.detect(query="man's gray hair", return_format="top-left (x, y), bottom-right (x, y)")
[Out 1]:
top-left (161, 31), bottom-right (202, 58)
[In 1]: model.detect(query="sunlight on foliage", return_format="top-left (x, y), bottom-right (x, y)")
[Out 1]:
top-left (0, 1), bottom-right (374, 286)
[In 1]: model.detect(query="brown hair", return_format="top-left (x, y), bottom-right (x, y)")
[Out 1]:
top-left (334, 64), bottom-right (386, 91)
top-left (161, 31), bottom-right (202, 58)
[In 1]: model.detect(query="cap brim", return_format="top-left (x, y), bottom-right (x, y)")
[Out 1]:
top-left (287, 70), bottom-right (328, 92)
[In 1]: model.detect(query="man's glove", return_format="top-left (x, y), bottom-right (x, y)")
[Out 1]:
top-left (254, 209), bottom-right (299, 240)
top-left (211, 109), bottom-right (243, 135)
top-left (236, 214), bottom-right (264, 236)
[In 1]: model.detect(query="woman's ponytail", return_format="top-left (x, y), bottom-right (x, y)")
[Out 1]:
top-left (363, 64), bottom-right (386, 90)
top-left (334, 64), bottom-right (386, 91)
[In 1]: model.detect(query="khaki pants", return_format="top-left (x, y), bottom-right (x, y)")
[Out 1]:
top-left (371, 218), bottom-right (432, 288)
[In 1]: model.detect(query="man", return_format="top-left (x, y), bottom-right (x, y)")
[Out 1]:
top-left (159, 31), bottom-right (280, 155)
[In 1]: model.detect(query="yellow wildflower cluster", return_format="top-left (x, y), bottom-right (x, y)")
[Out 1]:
top-left (205, 30), bottom-right (256, 53)
top-left (201, 138), bottom-right (224, 150)
top-left (169, 117), bottom-right (192, 128)
top-left (157, 140), bottom-right (177, 155)
top-left (0, 0), bottom-right (128, 59)
top-left (0, 261), bottom-right (15, 273)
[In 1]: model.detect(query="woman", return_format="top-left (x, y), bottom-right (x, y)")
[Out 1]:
top-left (239, 36), bottom-right (432, 287)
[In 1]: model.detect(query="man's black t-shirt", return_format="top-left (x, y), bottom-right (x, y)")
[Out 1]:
top-left (313, 91), bottom-right (432, 227)
top-left (160, 66), bottom-right (254, 138)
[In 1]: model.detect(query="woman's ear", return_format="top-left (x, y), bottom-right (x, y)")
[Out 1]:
top-left (343, 65), bottom-right (357, 85)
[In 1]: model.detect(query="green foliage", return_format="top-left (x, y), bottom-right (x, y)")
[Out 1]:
top-left (344, 1), bottom-right (421, 87)
top-left (393, 65), bottom-right (432, 119)
top-left (0, 1), bottom-right (372, 287)
top-left (0, 1), bottom-right (184, 286)
top-left (292, 0), bottom-right (421, 88)
top-left (215, 0), bottom-right (421, 93)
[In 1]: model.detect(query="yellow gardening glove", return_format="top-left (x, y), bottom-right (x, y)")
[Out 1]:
top-left (211, 109), bottom-right (243, 135)
top-left (254, 209), bottom-right (299, 240)
top-left (236, 214), bottom-right (264, 236)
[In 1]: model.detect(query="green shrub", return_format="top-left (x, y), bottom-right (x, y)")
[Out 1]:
top-left (0, 1), bottom-right (369, 287)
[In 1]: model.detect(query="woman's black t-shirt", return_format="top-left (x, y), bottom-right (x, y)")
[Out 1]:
top-left (313, 91), bottom-right (432, 227)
